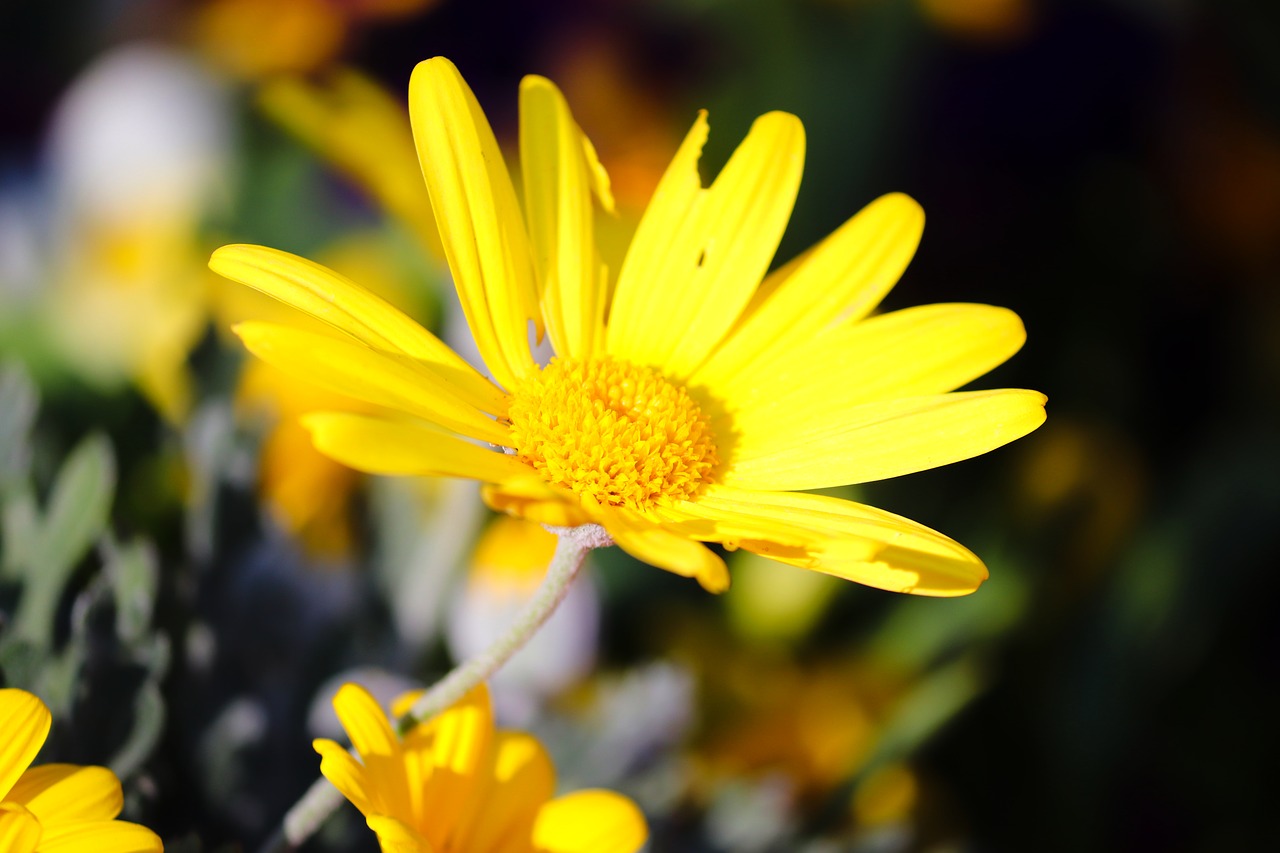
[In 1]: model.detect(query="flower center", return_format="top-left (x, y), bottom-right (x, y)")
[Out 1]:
top-left (508, 356), bottom-right (719, 511)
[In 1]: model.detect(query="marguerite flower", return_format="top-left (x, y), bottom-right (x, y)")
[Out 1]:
top-left (0, 688), bottom-right (163, 852)
top-left (211, 57), bottom-right (1046, 595)
top-left (315, 681), bottom-right (647, 852)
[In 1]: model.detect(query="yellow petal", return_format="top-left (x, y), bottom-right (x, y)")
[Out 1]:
top-left (367, 815), bottom-right (433, 853)
top-left (481, 479), bottom-right (593, 527)
top-left (409, 57), bottom-right (539, 389)
top-left (454, 732), bottom-right (554, 853)
top-left (672, 486), bottom-right (988, 596)
top-left (0, 804), bottom-right (41, 853)
top-left (520, 75), bottom-right (610, 359)
top-left (234, 322), bottom-right (509, 443)
top-left (302, 413), bottom-right (530, 483)
top-left (598, 507), bottom-right (729, 593)
top-left (209, 244), bottom-right (503, 412)
top-left (4, 765), bottom-right (122, 824)
top-left (258, 70), bottom-right (444, 258)
top-left (608, 111), bottom-right (805, 379)
top-left (693, 193), bottom-right (923, 392)
top-left (532, 789), bottom-right (648, 853)
top-left (413, 684), bottom-right (494, 852)
top-left (36, 820), bottom-right (163, 853)
top-left (0, 689), bottom-right (51, 800)
top-left (314, 739), bottom-right (379, 817)
top-left (723, 389), bottom-right (1048, 490)
top-left (330, 685), bottom-right (418, 827)
top-left (333, 683), bottom-right (399, 760)
top-left (390, 690), bottom-right (426, 721)
top-left (722, 303), bottom-right (1027, 422)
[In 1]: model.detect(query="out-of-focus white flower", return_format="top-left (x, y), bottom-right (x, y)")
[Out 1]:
top-left (47, 44), bottom-right (231, 225)
top-left (372, 476), bottom-right (487, 647)
top-left (446, 516), bottom-right (600, 723)
top-left (40, 44), bottom-right (232, 419)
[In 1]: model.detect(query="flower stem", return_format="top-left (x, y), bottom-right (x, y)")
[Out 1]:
top-left (261, 523), bottom-right (606, 852)
top-left (396, 523), bottom-right (601, 734)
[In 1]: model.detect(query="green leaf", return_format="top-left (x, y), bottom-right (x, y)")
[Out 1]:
top-left (865, 658), bottom-right (987, 771)
top-left (0, 363), bottom-right (38, 494)
top-left (104, 538), bottom-right (159, 643)
top-left (0, 638), bottom-right (42, 690)
top-left (110, 679), bottom-right (166, 780)
top-left (1, 486), bottom-right (39, 581)
top-left (34, 433), bottom-right (116, 578)
top-left (10, 433), bottom-right (116, 646)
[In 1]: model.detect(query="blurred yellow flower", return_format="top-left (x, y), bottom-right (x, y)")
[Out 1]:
top-left (0, 689), bottom-right (163, 852)
top-left (852, 762), bottom-right (919, 827)
top-left (917, 0), bottom-right (1032, 41)
top-left (699, 660), bottom-right (882, 798)
top-left (212, 56), bottom-right (1046, 596)
top-left (258, 70), bottom-right (443, 257)
top-left (236, 357), bottom-right (364, 556)
top-left (45, 45), bottom-right (229, 422)
top-left (194, 0), bottom-right (438, 79)
top-left (315, 682), bottom-right (647, 852)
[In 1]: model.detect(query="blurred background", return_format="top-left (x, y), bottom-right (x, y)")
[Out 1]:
top-left (2, 0), bottom-right (1278, 851)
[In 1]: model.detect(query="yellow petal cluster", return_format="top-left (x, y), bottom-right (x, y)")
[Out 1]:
top-left (314, 682), bottom-right (647, 852)
top-left (211, 56), bottom-right (1047, 597)
top-left (0, 689), bottom-right (163, 853)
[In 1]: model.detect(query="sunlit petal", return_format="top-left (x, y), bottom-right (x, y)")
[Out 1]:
top-left (302, 413), bottom-right (528, 483)
top-left (409, 56), bottom-right (539, 388)
top-left (724, 389), bottom-right (1048, 490)
top-left (5, 765), bottom-right (122, 825)
top-left (532, 789), bottom-right (648, 853)
top-left (0, 690), bottom-right (51, 801)
top-left (608, 112), bottom-right (804, 379)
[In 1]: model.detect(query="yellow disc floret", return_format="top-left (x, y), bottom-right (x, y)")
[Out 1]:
top-left (508, 356), bottom-right (719, 511)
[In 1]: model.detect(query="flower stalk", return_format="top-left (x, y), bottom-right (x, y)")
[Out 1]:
top-left (263, 524), bottom-right (607, 851)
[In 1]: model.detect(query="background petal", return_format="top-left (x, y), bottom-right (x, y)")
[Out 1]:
top-left (0, 690), bottom-right (52, 801)
top-left (36, 820), bottom-right (163, 853)
top-left (532, 789), bottom-right (648, 853)
top-left (4, 765), bottom-right (122, 825)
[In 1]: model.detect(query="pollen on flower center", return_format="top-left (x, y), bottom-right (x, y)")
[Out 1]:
top-left (507, 356), bottom-right (719, 511)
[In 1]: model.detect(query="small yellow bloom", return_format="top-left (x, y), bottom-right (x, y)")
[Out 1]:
top-left (212, 57), bottom-right (1046, 596)
top-left (315, 682), bottom-right (647, 852)
top-left (0, 689), bottom-right (163, 852)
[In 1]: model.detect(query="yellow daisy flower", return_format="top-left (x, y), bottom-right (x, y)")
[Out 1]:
top-left (0, 689), bottom-right (163, 852)
top-left (211, 56), bottom-right (1046, 596)
top-left (314, 681), bottom-right (647, 852)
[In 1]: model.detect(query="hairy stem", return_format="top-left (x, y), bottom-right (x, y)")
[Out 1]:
top-left (262, 524), bottom-right (607, 852)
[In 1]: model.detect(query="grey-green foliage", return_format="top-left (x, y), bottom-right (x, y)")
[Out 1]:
top-left (0, 361), bottom-right (168, 778)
